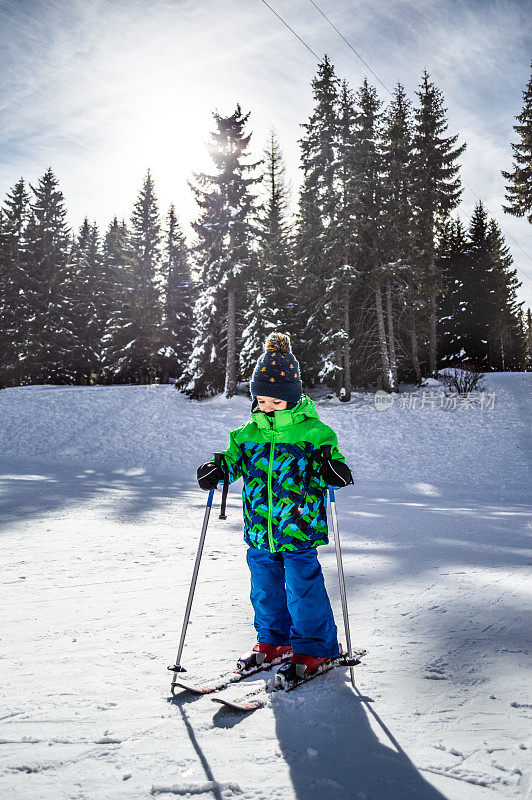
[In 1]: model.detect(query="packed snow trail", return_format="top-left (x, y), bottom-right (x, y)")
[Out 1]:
top-left (0, 373), bottom-right (530, 799)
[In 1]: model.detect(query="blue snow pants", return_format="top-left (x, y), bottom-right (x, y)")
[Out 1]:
top-left (246, 546), bottom-right (340, 658)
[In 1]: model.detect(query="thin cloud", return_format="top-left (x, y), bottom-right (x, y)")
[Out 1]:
top-left (0, 0), bottom-right (530, 300)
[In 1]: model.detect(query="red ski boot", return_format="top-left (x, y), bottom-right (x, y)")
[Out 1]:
top-left (236, 642), bottom-right (292, 671)
top-left (275, 654), bottom-right (330, 686)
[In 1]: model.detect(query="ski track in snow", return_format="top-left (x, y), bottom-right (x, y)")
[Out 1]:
top-left (0, 373), bottom-right (530, 799)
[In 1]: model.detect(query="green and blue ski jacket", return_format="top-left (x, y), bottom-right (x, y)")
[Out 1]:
top-left (215, 393), bottom-right (351, 553)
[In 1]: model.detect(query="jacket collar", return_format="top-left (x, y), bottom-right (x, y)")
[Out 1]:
top-left (250, 393), bottom-right (320, 431)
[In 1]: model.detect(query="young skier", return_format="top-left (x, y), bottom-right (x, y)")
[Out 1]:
top-left (197, 332), bottom-right (354, 684)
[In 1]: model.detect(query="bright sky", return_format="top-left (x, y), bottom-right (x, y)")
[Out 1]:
top-left (1, 0), bottom-right (531, 308)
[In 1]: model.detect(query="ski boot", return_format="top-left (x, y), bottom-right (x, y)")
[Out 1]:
top-left (274, 654), bottom-right (330, 688)
top-left (236, 642), bottom-right (292, 672)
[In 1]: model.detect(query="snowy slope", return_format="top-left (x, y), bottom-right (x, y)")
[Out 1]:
top-left (0, 373), bottom-right (530, 799)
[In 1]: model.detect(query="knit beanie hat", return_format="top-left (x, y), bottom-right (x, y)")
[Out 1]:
top-left (250, 332), bottom-right (303, 405)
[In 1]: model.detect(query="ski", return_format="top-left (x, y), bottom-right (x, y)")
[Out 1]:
top-left (212, 685), bottom-right (267, 712)
top-left (211, 648), bottom-right (367, 713)
top-left (169, 650), bottom-right (293, 696)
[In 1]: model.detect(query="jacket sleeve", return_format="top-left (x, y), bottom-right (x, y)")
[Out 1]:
top-left (216, 428), bottom-right (243, 485)
top-left (316, 425), bottom-right (354, 488)
top-left (318, 425), bottom-right (347, 464)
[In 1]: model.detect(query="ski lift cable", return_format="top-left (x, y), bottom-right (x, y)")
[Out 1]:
top-left (309, 0), bottom-right (391, 94)
top-left (258, 0), bottom-right (321, 60)
top-left (257, 0), bottom-right (532, 284)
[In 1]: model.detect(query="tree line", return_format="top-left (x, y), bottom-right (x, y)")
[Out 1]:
top-left (1, 57), bottom-right (530, 396)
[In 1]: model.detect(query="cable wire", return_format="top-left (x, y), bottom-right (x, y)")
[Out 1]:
top-left (258, 0), bottom-right (321, 60)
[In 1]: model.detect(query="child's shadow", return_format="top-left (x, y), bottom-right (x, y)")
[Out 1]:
top-left (267, 670), bottom-right (448, 800)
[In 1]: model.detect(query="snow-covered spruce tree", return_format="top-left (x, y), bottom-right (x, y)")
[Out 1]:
top-left (294, 55), bottom-right (343, 391)
top-left (0, 178), bottom-right (31, 386)
top-left (525, 307), bottom-right (532, 369)
top-left (461, 201), bottom-right (524, 370)
top-left (348, 78), bottom-right (392, 391)
top-left (100, 217), bottom-right (137, 383)
top-left (179, 104), bottom-right (262, 399)
top-left (411, 70), bottom-right (466, 378)
top-left (379, 81), bottom-right (416, 390)
top-left (437, 217), bottom-right (478, 367)
top-left (502, 62), bottom-right (532, 223)
top-left (515, 307), bottom-right (529, 371)
top-left (129, 169), bottom-right (164, 383)
top-left (23, 168), bottom-right (75, 384)
top-left (465, 201), bottom-right (495, 367)
top-left (485, 218), bottom-right (525, 370)
top-left (240, 129), bottom-right (294, 383)
top-left (0, 206), bottom-right (8, 388)
top-left (103, 169), bottom-right (163, 384)
top-left (328, 80), bottom-right (360, 400)
top-left (68, 218), bottom-right (110, 384)
top-left (157, 204), bottom-right (195, 384)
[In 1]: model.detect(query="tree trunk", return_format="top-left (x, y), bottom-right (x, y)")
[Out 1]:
top-left (410, 312), bottom-right (422, 383)
top-left (335, 336), bottom-right (343, 397)
top-left (342, 284), bottom-right (352, 401)
top-left (224, 282), bottom-right (237, 398)
top-left (498, 316), bottom-right (506, 370)
top-left (375, 278), bottom-right (392, 392)
top-left (428, 257), bottom-right (438, 377)
top-left (386, 275), bottom-right (398, 392)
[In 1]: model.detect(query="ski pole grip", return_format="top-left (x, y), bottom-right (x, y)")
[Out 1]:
top-left (214, 452), bottom-right (229, 520)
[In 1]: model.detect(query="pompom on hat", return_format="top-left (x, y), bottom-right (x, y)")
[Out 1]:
top-left (250, 332), bottom-right (303, 404)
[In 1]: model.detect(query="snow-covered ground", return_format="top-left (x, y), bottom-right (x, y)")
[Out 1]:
top-left (0, 373), bottom-right (530, 800)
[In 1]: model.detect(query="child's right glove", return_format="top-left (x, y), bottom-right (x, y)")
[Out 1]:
top-left (316, 445), bottom-right (354, 488)
top-left (197, 460), bottom-right (223, 490)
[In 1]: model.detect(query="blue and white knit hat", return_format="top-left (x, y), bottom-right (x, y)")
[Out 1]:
top-left (250, 332), bottom-right (303, 404)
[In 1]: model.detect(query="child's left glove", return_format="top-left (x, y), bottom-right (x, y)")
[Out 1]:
top-left (316, 445), bottom-right (354, 488)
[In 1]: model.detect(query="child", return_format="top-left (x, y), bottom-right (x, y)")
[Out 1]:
top-left (197, 332), bottom-right (353, 684)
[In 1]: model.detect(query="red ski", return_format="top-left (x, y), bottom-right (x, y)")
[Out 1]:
top-left (210, 649), bottom-right (367, 712)
top-left (169, 650), bottom-right (293, 696)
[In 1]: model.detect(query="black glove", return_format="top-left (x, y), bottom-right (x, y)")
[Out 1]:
top-left (316, 445), bottom-right (354, 488)
top-left (197, 460), bottom-right (223, 491)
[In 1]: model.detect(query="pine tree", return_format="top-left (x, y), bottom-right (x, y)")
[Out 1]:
top-left (485, 218), bottom-right (525, 369)
top-left (294, 55), bottom-right (342, 390)
top-left (240, 129), bottom-right (293, 383)
top-left (23, 168), bottom-right (75, 384)
top-left (466, 201), bottom-right (493, 367)
top-left (0, 206), bottom-right (8, 388)
top-left (411, 71), bottom-right (467, 377)
top-left (105, 169), bottom-right (163, 384)
top-left (68, 218), bottom-right (110, 384)
top-left (525, 307), bottom-right (532, 369)
top-left (459, 202), bottom-right (525, 370)
top-left (0, 178), bottom-right (31, 386)
top-left (157, 204), bottom-right (195, 383)
top-left (100, 217), bottom-right (137, 383)
top-left (350, 78), bottom-right (390, 390)
top-left (437, 217), bottom-right (478, 365)
top-left (379, 82), bottom-right (416, 390)
top-left (502, 62), bottom-right (532, 222)
top-left (179, 104), bottom-right (262, 399)
top-left (330, 80), bottom-right (360, 399)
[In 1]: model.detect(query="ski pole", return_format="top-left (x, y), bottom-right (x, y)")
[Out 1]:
top-left (328, 484), bottom-right (357, 688)
top-left (167, 486), bottom-right (214, 692)
top-left (167, 453), bottom-right (227, 693)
